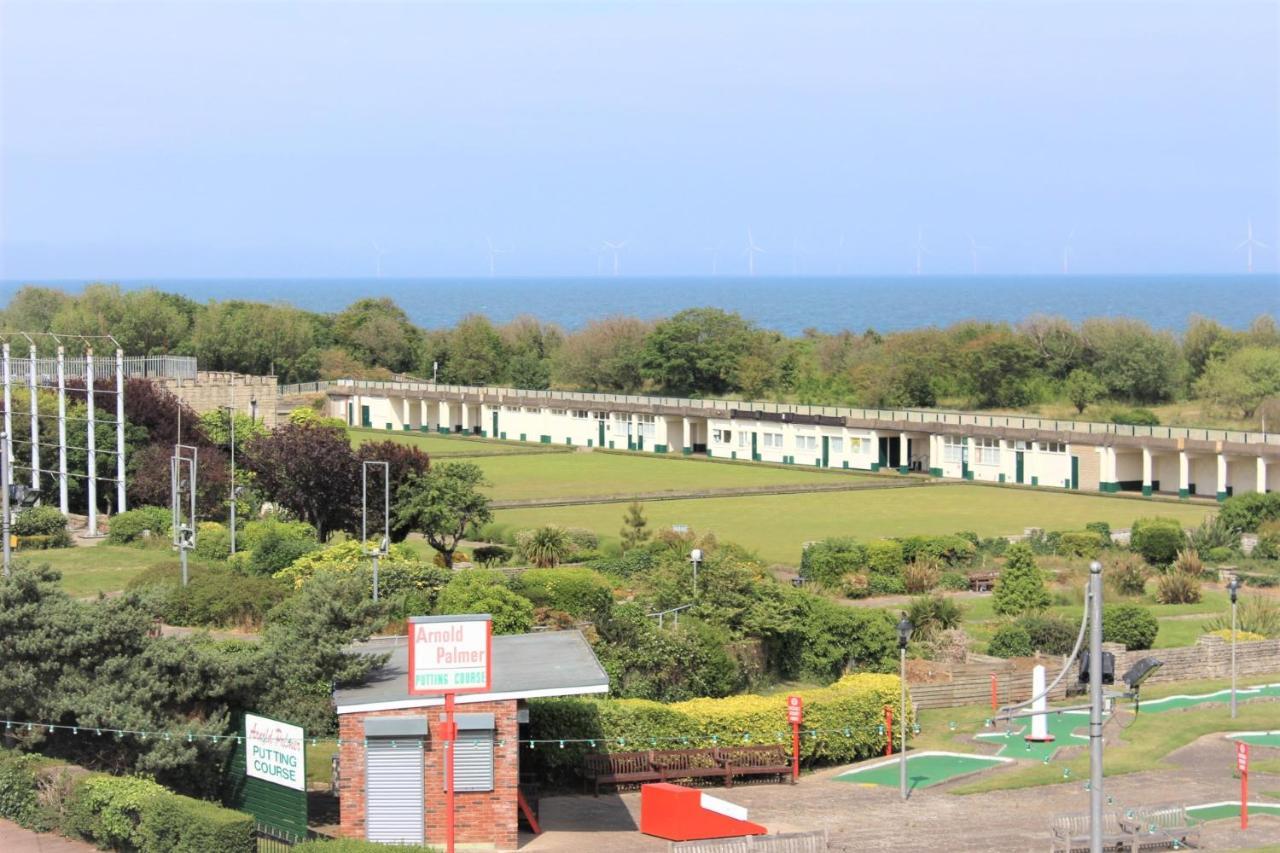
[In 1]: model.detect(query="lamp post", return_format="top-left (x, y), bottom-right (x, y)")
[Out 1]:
top-left (362, 460), bottom-right (390, 601)
top-left (249, 395), bottom-right (258, 425)
top-left (1229, 576), bottom-right (1239, 719)
top-left (221, 406), bottom-right (237, 556)
top-left (689, 548), bottom-right (703, 597)
top-left (1088, 560), bottom-right (1104, 853)
top-left (897, 615), bottom-right (913, 801)
top-left (2, 431), bottom-right (10, 578)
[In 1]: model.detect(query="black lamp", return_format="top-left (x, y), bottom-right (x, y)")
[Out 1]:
top-left (897, 616), bottom-right (913, 650)
top-left (1228, 576), bottom-right (1239, 605)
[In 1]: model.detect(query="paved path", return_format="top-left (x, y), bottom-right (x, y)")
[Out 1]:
top-left (0, 820), bottom-right (95, 853)
top-left (519, 733), bottom-right (1280, 852)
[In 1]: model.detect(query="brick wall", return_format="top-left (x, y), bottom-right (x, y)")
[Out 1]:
top-left (338, 700), bottom-right (520, 850)
top-left (156, 371), bottom-right (279, 428)
top-left (909, 637), bottom-right (1280, 709)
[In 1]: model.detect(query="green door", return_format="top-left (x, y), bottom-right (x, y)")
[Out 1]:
top-left (637, 434), bottom-right (644, 451)
top-left (491, 410), bottom-right (498, 438)
top-left (347, 402), bottom-right (353, 426)
top-left (598, 419), bottom-right (606, 447)
top-left (1015, 451), bottom-right (1025, 484)
top-left (821, 436), bottom-right (829, 468)
top-left (1070, 456), bottom-right (1080, 490)
top-left (360, 405), bottom-right (371, 428)
top-left (751, 432), bottom-right (759, 461)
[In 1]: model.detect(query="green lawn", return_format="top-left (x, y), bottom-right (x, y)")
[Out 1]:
top-left (472, 451), bottom-right (880, 503)
top-left (494, 484), bottom-right (1212, 564)
top-left (348, 427), bottom-right (569, 457)
top-left (17, 544), bottom-right (202, 597)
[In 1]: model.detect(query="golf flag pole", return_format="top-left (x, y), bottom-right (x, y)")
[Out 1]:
top-left (885, 707), bottom-right (893, 757)
top-left (445, 692), bottom-right (456, 853)
top-left (1238, 742), bottom-right (1249, 830)
top-left (787, 695), bottom-right (802, 782)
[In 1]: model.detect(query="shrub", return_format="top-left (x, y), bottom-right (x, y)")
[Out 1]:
top-left (513, 568), bottom-right (614, 620)
top-left (528, 673), bottom-right (908, 783)
top-left (65, 773), bottom-right (253, 853)
top-left (867, 572), bottom-right (905, 596)
top-left (938, 571), bottom-right (970, 591)
top-left (0, 749), bottom-right (45, 829)
top-left (242, 518), bottom-right (320, 575)
top-left (128, 563), bottom-right (290, 628)
top-left (902, 560), bottom-right (940, 594)
top-left (1102, 604), bottom-right (1159, 650)
top-left (433, 550), bottom-right (471, 567)
top-left (472, 544), bottom-right (512, 567)
top-left (273, 540), bottom-right (421, 588)
top-left (1187, 515), bottom-right (1242, 554)
top-left (1111, 408), bottom-right (1159, 426)
top-left (978, 536), bottom-right (1008, 557)
top-left (437, 570), bottom-right (534, 634)
top-left (1130, 517), bottom-right (1185, 566)
top-left (1057, 531), bottom-right (1106, 559)
top-left (13, 507), bottom-right (72, 548)
top-left (1106, 553), bottom-right (1150, 596)
top-left (988, 623), bottom-right (1034, 658)
top-left (1205, 546), bottom-right (1237, 564)
top-left (904, 594), bottom-right (963, 642)
top-left (1219, 492), bottom-right (1280, 533)
top-left (192, 521), bottom-right (231, 562)
top-left (1205, 597), bottom-right (1280, 638)
top-left (992, 543), bottom-right (1050, 616)
top-left (564, 527), bottom-right (600, 552)
top-left (515, 526), bottom-right (572, 568)
top-left (866, 540), bottom-right (905, 574)
top-left (1085, 521), bottom-right (1112, 540)
top-left (1015, 614), bottom-right (1078, 656)
top-left (840, 573), bottom-right (871, 598)
top-left (107, 506), bottom-right (172, 545)
top-left (1204, 628), bottom-right (1266, 643)
top-left (896, 535), bottom-right (976, 567)
top-left (800, 538), bottom-right (868, 588)
top-left (1172, 548), bottom-right (1205, 577)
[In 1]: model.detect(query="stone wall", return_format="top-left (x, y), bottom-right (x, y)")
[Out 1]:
top-left (909, 637), bottom-right (1280, 709)
top-left (156, 371), bottom-right (278, 428)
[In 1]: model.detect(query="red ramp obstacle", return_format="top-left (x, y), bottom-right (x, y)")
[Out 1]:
top-left (640, 782), bottom-right (767, 841)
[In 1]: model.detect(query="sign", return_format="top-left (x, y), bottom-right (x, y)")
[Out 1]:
top-left (409, 614), bottom-right (493, 695)
top-left (787, 695), bottom-right (803, 724)
top-left (244, 713), bottom-right (305, 792)
top-left (1237, 741), bottom-right (1249, 773)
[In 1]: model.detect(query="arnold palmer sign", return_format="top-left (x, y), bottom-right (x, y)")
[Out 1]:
top-left (244, 713), bottom-right (305, 792)
top-left (408, 614), bottom-right (493, 695)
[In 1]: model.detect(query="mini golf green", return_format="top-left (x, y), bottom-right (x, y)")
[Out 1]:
top-left (833, 751), bottom-right (1012, 790)
top-left (1185, 802), bottom-right (1280, 823)
top-left (975, 710), bottom-right (1091, 762)
top-left (1140, 683), bottom-right (1280, 713)
top-left (1225, 731), bottom-right (1280, 748)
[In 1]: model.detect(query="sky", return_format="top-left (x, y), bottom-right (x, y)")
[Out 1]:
top-left (1, 0), bottom-right (1277, 279)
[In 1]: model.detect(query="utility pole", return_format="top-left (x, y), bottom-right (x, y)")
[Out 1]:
top-left (362, 460), bottom-right (390, 601)
top-left (1229, 576), bottom-right (1239, 718)
top-left (223, 404), bottom-right (237, 556)
top-left (1088, 560), bottom-right (1104, 853)
top-left (2, 431), bottom-right (10, 578)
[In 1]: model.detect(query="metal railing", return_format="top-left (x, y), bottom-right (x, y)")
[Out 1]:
top-left (254, 821), bottom-right (302, 851)
top-left (7, 355), bottom-right (197, 382)
top-left (278, 378), bottom-right (1278, 446)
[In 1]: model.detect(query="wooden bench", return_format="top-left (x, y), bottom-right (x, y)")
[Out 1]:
top-left (968, 571), bottom-right (998, 592)
top-left (1122, 805), bottom-right (1201, 850)
top-left (716, 745), bottom-right (793, 786)
top-left (584, 751), bottom-right (659, 796)
top-left (1050, 811), bottom-right (1137, 852)
top-left (651, 749), bottom-right (731, 785)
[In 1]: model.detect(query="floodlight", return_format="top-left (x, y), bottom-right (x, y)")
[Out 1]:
top-left (1228, 576), bottom-right (1239, 604)
top-left (897, 617), bottom-right (913, 650)
top-left (1078, 650), bottom-right (1115, 685)
top-left (690, 548), bottom-right (703, 564)
top-left (1121, 657), bottom-right (1163, 690)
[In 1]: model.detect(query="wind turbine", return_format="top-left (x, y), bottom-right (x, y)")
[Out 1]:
top-left (914, 228), bottom-right (932, 275)
top-left (968, 235), bottom-right (990, 274)
top-left (485, 236), bottom-right (507, 277)
top-left (745, 227), bottom-right (764, 276)
top-left (1237, 219), bottom-right (1269, 274)
top-left (704, 244), bottom-right (721, 275)
top-left (371, 240), bottom-right (386, 278)
top-left (602, 240), bottom-right (627, 276)
top-left (1061, 229), bottom-right (1076, 274)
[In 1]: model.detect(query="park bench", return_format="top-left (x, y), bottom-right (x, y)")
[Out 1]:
top-left (671, 830), bottom-right (827, 853)
top-left (1122, 805), bottom-right (1201, 850)
top-left (968, 571), bottom-right (998, 592)
top-left (716, 745), bottom-right (793, 786)
top-left (1050, 811), bottom-right (1138, 852)
top-left (583, 751), bottom-right (659, 795)
top-left (651, 749), bottom-right (731, 785)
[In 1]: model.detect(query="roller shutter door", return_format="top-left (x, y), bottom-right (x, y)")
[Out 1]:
top-left (366, 738), bottom-right (424, 844)
top-left (451, 730), bottom-right (494, 792)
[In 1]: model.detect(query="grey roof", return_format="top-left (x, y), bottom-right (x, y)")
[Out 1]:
top-left (335, 629), bottom-right (609, 712)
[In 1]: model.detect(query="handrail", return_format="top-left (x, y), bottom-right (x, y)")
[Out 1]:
top-left (277, 378), bottom-right (1278, 445)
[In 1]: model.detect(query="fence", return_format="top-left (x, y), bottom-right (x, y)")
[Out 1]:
top-left (6, 354), bottom-right (197, 382)
top-left (254, 821), bottom-right (303, 851)
top-left (281, 378), bottom-right (1278, 446)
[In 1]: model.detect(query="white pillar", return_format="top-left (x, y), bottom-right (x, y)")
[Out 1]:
top-left (401, 397), bottom-right (410, 429)
top-left (899, 431), bottom-right (910, 473)
top-left (56, 347), bottom-right (68, 514)
top-left (1142, 447), bottom-right (1153, 496)
top-left (439, 400), bottom-right (450, 433)
top-left (115, 349), bottom-right (126, 512)
top-left (682, 416), bottom-right (692, 454)
top-left (351, 393), bottom-right (361, 427)
top-left (2, 343), bottom-right (12, 486)
top-left (1028, 665), bottom-right (1054, 742)
top-left (1100, 446), bottom-right (1117, 492)
top-left (1178, 450), bottom-right (1190, 499)
top-left (28, 344), bottom-right (39, 490)
top-left (85, 349), bottom-right (97, 535)
top-left (1258, 456), bottom-right (1269, 494)
top-left (1216, 452), bottom-right (1228, 502)
top-left (462, 401), bottom-right (472, 434)
top-left (419, 399), bottom-right (428, 431)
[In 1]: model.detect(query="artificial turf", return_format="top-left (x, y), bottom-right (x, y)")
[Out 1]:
top-left (834, 752), bottom-right (1011, 790)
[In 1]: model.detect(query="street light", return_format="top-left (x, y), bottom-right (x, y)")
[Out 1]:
top-left (221, 405), bottom-right (237, 556)
top-left (897, 615), bottom-right (913, 801)
top-left (362, 461), bottom-right (390, 601)
top-left (1229, 576), bottom-right (1239, 719)
top-left (689, 548), bottom-right (703, 597)
top-left (249, 395), bottom-right (258, 425)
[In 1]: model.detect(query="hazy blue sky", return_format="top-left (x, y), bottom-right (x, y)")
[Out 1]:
top-left (1, 1), bottom-right (1277, 279)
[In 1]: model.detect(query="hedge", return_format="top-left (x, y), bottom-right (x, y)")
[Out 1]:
top-left (800, 538), bottom-right (867, 588)
top-left (866, 540), bottom-right (905, 574)
top-left (1130, 517), bottom-right (1186, 566)
top-left (13, 506), bottom-right (72, 547)
top-left (1102, 604), bottom-right (1159, 651)
top-left (512, 567), bottom-right (614, 619)
top-left (107, 506), bottom-right (173, 545)
top-left (896, 534), bottom-right (976, 567)
top-left (0, 748), bottom-right (55, 830)
top-left (528, 673), bottom-right (909, 784)
top-left (295, 840), bottom-right (438, 852)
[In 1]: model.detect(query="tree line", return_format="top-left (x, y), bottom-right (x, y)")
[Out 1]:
top-left (3, 283), bottom-right (1278, 421)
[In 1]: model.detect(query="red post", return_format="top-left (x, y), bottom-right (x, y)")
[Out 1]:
top-left (786, 695), bottom-right (802, 783)
top-left (990, 672), bottom-right (998, 713)
top-left (1238, 742), bottom-right (1249, 830)
top-left (445, 692), bottom-right (456, 853)
top-left (885, 706), bottom-right (894, 757)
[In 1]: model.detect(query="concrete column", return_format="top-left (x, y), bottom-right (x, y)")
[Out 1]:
top-left (401, 397), bottom-right (410, 430)
top-left (1100, 446), bottom-right (1118, 493)
top-left (963, 436), bottom-right (973, 480)
top-left (899, 431), bottom-right (910, 474)
top-left (439, 400), bottom-right (451, 434)
top-left (682, 417), bottom-right (692, 455)
top-left (461, 400), bottom-right (471, 434)
top-left (420, 399), bottom-right (428, 432)
top-left (1258, 456), bottom-right (1269, 494)
top-left (1216, 453), bottom-right (1228, 502)
top-left (928, 434), bottom-right (942, 477)
top-left (352, 393), bottom-right (361, 427)
top-left (1141, 447), bottom-right (1153, 497)
top-left (1178, 450), bottom-right (1190, 499)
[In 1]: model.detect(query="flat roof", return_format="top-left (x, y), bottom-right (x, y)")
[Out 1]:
top-left (335, 629), bottom-right (609, 714)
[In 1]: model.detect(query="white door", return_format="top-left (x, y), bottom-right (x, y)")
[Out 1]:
top-left (366, 738), bottom-right (424, 844)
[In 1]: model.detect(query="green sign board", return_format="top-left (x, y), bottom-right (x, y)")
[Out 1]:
top-left (223, 712), bottom-right (308, 838)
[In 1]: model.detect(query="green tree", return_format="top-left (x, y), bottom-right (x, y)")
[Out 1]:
top-left (1064, 368), bottom-right (1105, 414)
top-left (191, 301), bottom-right (320, 382)
top-left (443, 315), bottom-right (507, 384)
top-left (619, 502), bottom-right (651, 552)
top-left (552, 316), bottom-right (650, 392)
top-left (639, 308), bottom-right (757, 395)
top-left (992, 543), bottom-right (1050, 615)
top-left (1082, 318), bottom-right (1182, 403)
top-left (1195, 347), bottom-right (1280, 419)
top-left (436, 571), bottom-right (535, 633)
top-left (395, 462), bottom-right (492, 568)
top-left (963, 330), bottom-right (1038, 407)
top-left (331, 297), bottom-right (421, 373)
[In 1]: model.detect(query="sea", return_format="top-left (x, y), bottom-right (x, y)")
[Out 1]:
top-left (2, 274), bottom-right (1276, 335)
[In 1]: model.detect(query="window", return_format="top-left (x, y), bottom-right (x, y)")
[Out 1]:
top-left (1041, 441), bottom-right (1067, 454)
top-left (712, 428), bottom-right (732, 444)
top-left (974, 437), bottom-right (1000, 465)
top-left (762, 432), bottom-right (783, 449)
top-left (795, 434), bottom-right (817, 451)
top-left (739, 432), bottom-right (751, 448)
top-left (1012, 440), bottom-right (1029, 451)
top-left (829, 437), bottom-right (844, 454)
top-left (549, 408), bottom-right (567, 417)
top-left (849, 437), bottom-right (864, 453)
top-left (636, 414), bottom-right (656, 437)
top-left (523, 407), bottom-right (540, 414)
top-left (943, 436), bottom-right (966, 464)
top-left (503, 405), bottom-right (519, 413)
top-left (573, 410), bottom-right (590, 419)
